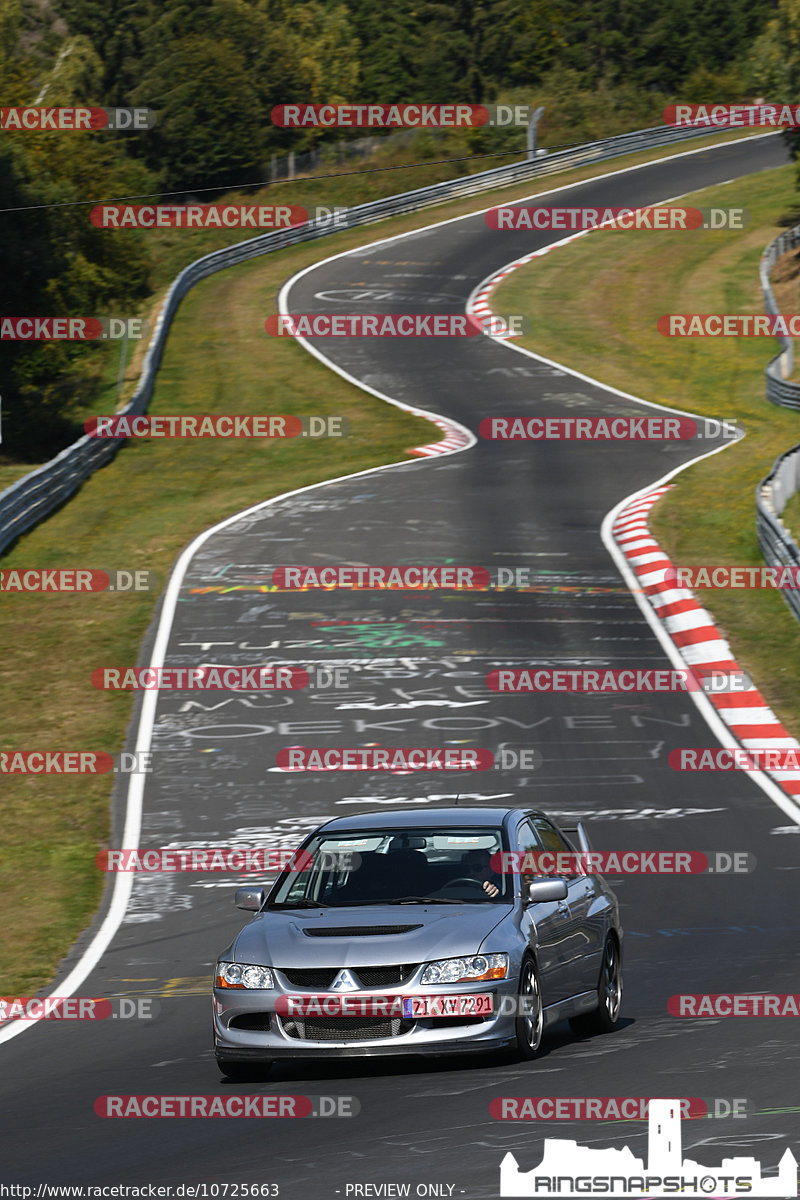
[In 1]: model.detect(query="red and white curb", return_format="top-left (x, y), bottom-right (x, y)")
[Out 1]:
top-left (613, 486), bottom-right (800, 800)
top-left (410, 415), bottom-right (473, 457)
top-left (468, 229), bottom-right (594, 334)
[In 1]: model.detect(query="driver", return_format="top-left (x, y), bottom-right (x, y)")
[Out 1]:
top-left (461, 849), bottom-right (501, 898)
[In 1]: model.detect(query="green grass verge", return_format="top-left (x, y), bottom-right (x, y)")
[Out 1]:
top-left (0, 125), bottom-right (773, 996)
top-left (492, 163), bottom-right (800, 738)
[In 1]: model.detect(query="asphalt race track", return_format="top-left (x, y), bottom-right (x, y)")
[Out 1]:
top-left (2, 134), bottom-right (798, 1196)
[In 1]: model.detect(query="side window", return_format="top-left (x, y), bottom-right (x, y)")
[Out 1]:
top-left (530, 816), bottom-right (583, 878)
top-left (530, 816), bottom-right (571, 854)
top-left (515, 820), bottom-right (540, 889)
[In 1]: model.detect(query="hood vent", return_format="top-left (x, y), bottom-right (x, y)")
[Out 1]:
top-left (303, 924), bottom-right (422, 937)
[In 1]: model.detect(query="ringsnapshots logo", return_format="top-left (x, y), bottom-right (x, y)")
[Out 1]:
top-left (0, 107), bottom-right (155, 131)
top-left (498, 1097), bottom-right (797, 1197)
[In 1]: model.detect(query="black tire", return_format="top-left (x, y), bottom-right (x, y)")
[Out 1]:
top-left (569, 933), bottom-right (622, 1037)
top-left (216, 1059), bottom-right (272, 1081)
top-left (513, 956), bottom-right (544, 1060)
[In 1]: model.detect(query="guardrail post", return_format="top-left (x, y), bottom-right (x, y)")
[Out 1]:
top-left (527, 106), bottom-right (545, 160)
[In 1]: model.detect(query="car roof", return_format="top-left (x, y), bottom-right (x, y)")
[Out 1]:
top-left (312, 806), bottom-right (543, 833)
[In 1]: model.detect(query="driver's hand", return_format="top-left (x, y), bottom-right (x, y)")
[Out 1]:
top-left (482, 880), bottom-right (499, 898)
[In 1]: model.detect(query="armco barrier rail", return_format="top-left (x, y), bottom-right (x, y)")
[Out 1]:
top-left (0, 121), bottom-right (735, 556)
top-left (760, 222), bottom-right (800, 408)
top-left (757, 444), bottom-right (800, 622)
top-left (757, 222), bottom-right (800, 621)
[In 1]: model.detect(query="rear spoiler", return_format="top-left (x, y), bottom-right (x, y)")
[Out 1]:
top-left (559, 821), bottom-right (591, 854)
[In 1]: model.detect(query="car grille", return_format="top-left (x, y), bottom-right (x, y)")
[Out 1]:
top-left (279, 964), bottom-right (418, 989)
top-left (280, 968), bottom-right (338, 988)
top-left (353, 964), bottom-right (417, 987)
top-left (281, 1015), bottom-right (414, 1042)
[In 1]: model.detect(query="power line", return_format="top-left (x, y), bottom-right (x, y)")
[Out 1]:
top-left (0, 141), bottom-right (578, 216)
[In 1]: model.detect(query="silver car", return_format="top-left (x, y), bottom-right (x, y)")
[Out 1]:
top-left (212, 806), bottom-right (623, 1079)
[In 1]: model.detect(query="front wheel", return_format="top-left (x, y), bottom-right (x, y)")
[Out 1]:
top-left (514, 957), bottom-right (544, 1060)
top-left (569, 934), bottom-right (622, 1036)
top-left (216, 1059), bottom-right (272, 1081)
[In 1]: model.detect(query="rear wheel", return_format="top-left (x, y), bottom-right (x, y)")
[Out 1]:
top-left (569, 934), bottom-right (622, 1036)
top-left (216, 1059), bottom-right (272, 1081)
top-left (514, 956), bottom-right (543, 1060)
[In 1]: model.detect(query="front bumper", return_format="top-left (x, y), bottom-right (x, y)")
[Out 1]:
top-left (212, 977), bottom-right (520, 1060)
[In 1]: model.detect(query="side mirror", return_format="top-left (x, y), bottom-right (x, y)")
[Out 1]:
top-left (235, 886), bottom-right (266, 911)
top-left (526, 878), bottom-right (568, 904)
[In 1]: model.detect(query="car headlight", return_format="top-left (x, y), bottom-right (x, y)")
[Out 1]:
top-left (420, 953), bottom-right (508, 985)
top-left (215, 961), bottom-right (274, 989)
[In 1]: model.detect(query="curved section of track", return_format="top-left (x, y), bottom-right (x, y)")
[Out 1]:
top-left (2, 134), bottom-right (798, 1196)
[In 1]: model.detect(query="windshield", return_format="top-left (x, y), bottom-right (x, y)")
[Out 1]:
top-left (268, 827), bottom-right (511, 908)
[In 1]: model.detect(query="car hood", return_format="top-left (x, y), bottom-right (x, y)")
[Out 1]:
top-left (232, 904), bottom-right (510, 969)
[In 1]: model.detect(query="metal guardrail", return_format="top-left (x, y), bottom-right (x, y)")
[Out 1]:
top-left (760, 223), bottom-right (800, 407)
top-left (0, 120), bottom-right (732, 556)
top-left (757, 444), bottom-right (800, 621)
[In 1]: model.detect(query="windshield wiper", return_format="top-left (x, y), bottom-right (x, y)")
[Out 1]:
top-left (382, 896), bottom-right (465, 905)
top-left (269, 899), bottom-right (331, 909)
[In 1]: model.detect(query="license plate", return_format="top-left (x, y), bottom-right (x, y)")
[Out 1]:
top-left (402, 993), bottom-right (494, 1018)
